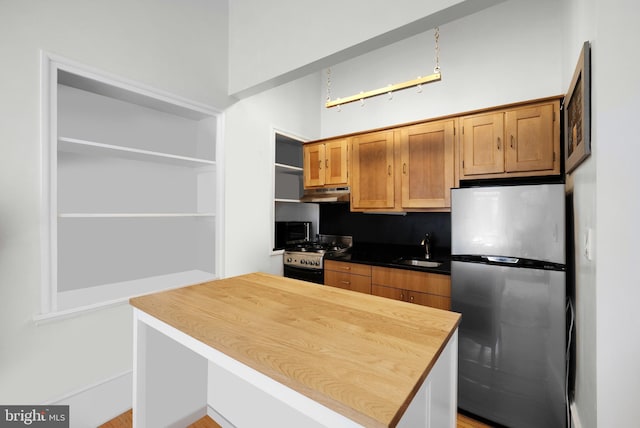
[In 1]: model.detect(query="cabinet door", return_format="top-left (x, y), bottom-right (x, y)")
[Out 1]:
top-left (303, 143), bottom-right (325, 187)
top-left (504, 103), bottom-right (556, 173)
top-left (406, 291), bottom-right (451, 311)
top-left (351, 131), bottom-right (395, 209)
top-left (324, 139), bottom-right (349, 186)
top-left (372, 284), bottom-right (407, 302)
top-left (400, 120), bottom-right (455, 209)
top-left (461, 112), bottom-right (504, 176)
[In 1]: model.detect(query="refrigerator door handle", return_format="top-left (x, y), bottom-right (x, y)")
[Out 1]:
top-left (485, 256), bottom-right (519, 264)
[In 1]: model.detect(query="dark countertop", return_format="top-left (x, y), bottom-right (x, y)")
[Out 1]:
top-left (325, 242), bottom-right (451, 276)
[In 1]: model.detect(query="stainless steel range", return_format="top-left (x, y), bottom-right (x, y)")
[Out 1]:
top-left (283, 235), bottom-right (352, 284)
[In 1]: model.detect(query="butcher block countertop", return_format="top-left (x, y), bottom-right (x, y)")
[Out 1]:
top-left (129, 272), bottom-right (461, 428)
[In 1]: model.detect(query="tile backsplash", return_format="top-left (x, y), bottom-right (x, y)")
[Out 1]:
top-left (319, 204), bottom-right (451, 253)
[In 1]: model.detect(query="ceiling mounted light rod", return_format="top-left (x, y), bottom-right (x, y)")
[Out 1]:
top-left (325, 27), bottom-right (442, 109)
top-left (325, 72), bottom-right (441, 108)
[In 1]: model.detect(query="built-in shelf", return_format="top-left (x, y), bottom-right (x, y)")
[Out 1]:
top-left (275, 163), bottom-right (303, 173)
top-left (56, 269), bottom-right (217, 312)
top-left (59, 213), bottom-right (216, 218)
top-left (58, 137), bottom-right (215, 167)
top-left (274, 134), bottom-right (304, 202)
top-left (274, 198), bottom-right (302, 203)
top-left (41, 53), bottom-right (221, 315)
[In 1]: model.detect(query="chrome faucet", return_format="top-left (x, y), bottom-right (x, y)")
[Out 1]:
top-left (421, 233), bottom-right (431, 260)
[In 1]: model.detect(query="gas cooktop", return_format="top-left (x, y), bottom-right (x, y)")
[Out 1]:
top-left (283, 235), bottom-right (352, 269)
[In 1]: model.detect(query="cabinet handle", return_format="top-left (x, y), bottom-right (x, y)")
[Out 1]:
top-left (325, 159), bottom-right (329, 168)
top-left (341, 266), bottom-right (351, 270)
top-left (510, 135), bottom-right (516, 149)
top-left (409, 295), bottom-right (415, 303)
top-left (319, 160), bottom-right (322, 169)
top-left (497, 137), bottom-right (501, 150)
top-left (403, 163), bottom-right (407, 174)
top-left (400, 292), bottom-right (405, 300)
top-left (388, 165), bottom-right (392, 176)
top-left (340, 280), bottom-right (351, 285)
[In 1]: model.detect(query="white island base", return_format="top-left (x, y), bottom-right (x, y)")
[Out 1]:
top-left (131, 273), bottom-right (459, 428)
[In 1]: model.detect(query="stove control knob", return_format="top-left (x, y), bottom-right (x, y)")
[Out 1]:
top-left (286, 257), bottom-right (292, 263)
top-left (316, 261), bottom-right (321, 266)
top-left (301, 260), bottom-right (307, 265)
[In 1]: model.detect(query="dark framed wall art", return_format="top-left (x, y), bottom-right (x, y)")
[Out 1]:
top-left (564, 41), bottom-right (591, 174)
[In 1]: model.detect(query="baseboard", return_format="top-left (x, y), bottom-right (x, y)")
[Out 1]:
top-left (207, 404), bottom-right (233, 428)
top-left (45, 370), bottom-right (132, 428)
top-left (570, 400), bottom-right (583, 428)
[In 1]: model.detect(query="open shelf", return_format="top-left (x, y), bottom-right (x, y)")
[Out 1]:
top-left (275, 163), bottom-right (303, 173)
top-left (58, 137), bottom-right (215, 167)
top-left (59, 213), bottom-right (216, 218)
top-left (42, 55), bottom-right (221, 314)
top-left (56, 270), bottom-right (217, 312)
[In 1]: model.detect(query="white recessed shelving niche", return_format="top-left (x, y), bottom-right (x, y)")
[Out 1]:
top-left (39, 53), bottom-right (224, 319)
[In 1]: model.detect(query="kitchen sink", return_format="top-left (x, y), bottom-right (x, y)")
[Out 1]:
top-left (394, 258), bottom-right (443, 268)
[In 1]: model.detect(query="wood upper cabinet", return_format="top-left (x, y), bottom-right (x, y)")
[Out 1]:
top-left (303, 142), bottom-right (324, 187)
top-left (351, 120), bottom-right (456, 212)
top-left (350, 130), bottom-right (396, 209)
top-left (460, 112), bottom-right (504, 175)
top-left (460, 99), bottom-right (560, 179)
top-left (303, 138), bottom-right (348, 188)
top-left (504, 103), bottom-right (556, 173)
top-left (400, 120), bottom-right (455, 209)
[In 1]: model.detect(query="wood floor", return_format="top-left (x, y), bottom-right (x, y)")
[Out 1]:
top-left (98, 410), bottom-right (220, 428)
top-left (100, 409), bottom-right (494, 427)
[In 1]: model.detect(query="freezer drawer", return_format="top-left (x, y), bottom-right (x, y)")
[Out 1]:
top-left (451, 261), bottom-right (566, 428)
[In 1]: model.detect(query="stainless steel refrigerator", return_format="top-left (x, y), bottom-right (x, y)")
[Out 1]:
top-left (451, 184), bottom-right (566, 428)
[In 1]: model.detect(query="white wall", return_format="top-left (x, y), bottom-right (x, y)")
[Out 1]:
top-left (227, 0), bottom-right (506, 97)
top-left (320, 0), bottom-right (563, 137)
top-left (0, 0), bottom-right (228, 421)
top-left (223, 73), bottom-right (321, 278)
top-left (561, 0), bottom-right (598, 426)
top-left (592, 1), bottom-right (640, 427)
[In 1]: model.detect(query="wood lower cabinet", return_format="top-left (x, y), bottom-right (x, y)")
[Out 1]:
top-left (460, 99), bottom-right (560, 179)
top-left (371, 284), bottom-right (451, 310)
top-left (324, 260), bottom-right (372, 294)
top-left (303, 138), bottom-right (348, 188)
top-left (371, 266), bottom-right (451, 311)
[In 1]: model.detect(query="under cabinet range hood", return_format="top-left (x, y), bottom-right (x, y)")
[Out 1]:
top-left (300, 187), bottom-right (350, 203)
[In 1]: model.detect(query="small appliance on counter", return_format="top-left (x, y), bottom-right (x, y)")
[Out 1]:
top-left (274, 221), bottom-right (311, 250)
top-left (283, 235), bottom-right (352, 284)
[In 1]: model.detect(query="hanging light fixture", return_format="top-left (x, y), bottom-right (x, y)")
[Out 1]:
top-left (325, 27), bottom-right (441, 109)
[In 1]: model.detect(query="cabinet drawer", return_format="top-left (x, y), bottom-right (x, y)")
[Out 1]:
top-left (407, 291), bottom-right (451, 311)
top-left (371, 266), bottom-right (450, 297)
top-left (324, 260), bottom-right (371, 277)
top-left (325, 270), bottom-right (371, 294)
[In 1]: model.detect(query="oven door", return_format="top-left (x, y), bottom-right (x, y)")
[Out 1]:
top-left (283, 265), bottom-right (324, 284)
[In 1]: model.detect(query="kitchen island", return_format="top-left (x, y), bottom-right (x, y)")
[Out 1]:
top-left (130, 272), bottom-right (460, 428)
